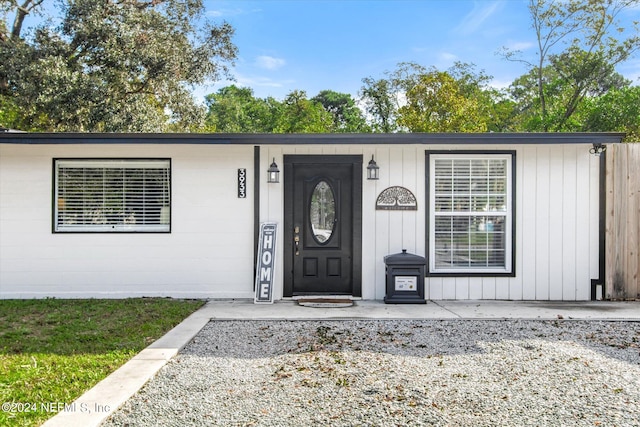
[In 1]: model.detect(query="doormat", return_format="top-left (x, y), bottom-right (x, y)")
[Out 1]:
top-left (296, 298), bottom-right (354, 308)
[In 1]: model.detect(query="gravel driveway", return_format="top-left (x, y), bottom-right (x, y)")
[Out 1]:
top-left (103, 319), bottom-right (640, 426)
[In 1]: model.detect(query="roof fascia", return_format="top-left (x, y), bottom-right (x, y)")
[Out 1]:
top-left (0, 132), bottom-right (626, 145)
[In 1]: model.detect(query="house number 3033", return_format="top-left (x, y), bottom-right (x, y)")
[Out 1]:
top-left (238, 168), bottom-right (247, 198)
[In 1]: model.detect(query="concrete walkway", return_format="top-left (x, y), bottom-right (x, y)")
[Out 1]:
top-left (42, 299), bottom-right (640, 427)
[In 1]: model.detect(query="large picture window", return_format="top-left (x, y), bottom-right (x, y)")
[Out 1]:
top-left (54, 159), bottom-right (171, 233)
top-left (428, 152), bottom-right (514, 275)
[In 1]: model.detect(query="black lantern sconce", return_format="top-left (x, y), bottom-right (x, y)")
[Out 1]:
top-left (367, 155), bottom-right (380, 180)
top-left (267, 158), bottom-right (280, 183)
top-left (589, 143), bottom-right (606, 156)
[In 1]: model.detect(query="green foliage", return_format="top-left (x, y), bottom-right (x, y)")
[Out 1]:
top-left (205, 86), bottom-right (366, 133)
top-left (2, 0), bottom-right (639, 136)
top-left (398, 70), bottom-right (487, 132)
top-left (359, 62), bottom-right (429, 133)
top-left (312, 89), bottom-right (370, 132)
top-left (0, 298), bottom-right (204, 427)
top-left (361, 62), bottom-right (506, 133)
top-left (501, 0), bottom-right (640, 131)
top-left (205, 85), bottom-right (280, 132)
top-left (1, 0), bottom-right (237, 132)
top-left (274, 90), bottom-right (333, 133)
top-left (580, 86), bottom-right (640, 141)
top-left (359, 76), bottom-right (399, 133)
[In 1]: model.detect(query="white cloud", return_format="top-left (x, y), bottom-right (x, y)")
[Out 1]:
top-left (255, 55), bottom-right (286, 70)
top-left (206, 8), bottom-right (240, 18)
top-left (455, 1), bottom-right (503, 35)
top-left (205, 7), bottom-right (261, 18)
top-left (439, 52), bottom-right (459, 62)
top-left (503, 41), bottom-right (535, 52)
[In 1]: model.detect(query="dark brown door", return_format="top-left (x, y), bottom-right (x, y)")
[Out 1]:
top-left (284, 155), bottom-right (362, 297)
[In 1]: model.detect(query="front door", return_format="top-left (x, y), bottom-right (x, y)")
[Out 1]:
top-left (284, 155), bottom-right (362, 297)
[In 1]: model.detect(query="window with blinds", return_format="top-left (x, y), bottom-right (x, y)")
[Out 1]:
top-left (54, 159), bottom-right (171, 232)
top-left (429, 153), bottom-right (513, 274)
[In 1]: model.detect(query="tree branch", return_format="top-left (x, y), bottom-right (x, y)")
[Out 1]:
top-left (11, 0), bottom-right (45, 40)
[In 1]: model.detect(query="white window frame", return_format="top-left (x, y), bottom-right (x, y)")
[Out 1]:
top-left (428, 152), bottom-right (514, 275)
top-left (53, 159), bottom-right (171, 233)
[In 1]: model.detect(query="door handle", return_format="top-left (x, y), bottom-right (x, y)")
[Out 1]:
top-left (294, 227), bottom-right (300, 256)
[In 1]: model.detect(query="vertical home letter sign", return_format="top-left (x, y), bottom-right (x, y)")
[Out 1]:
top-left (254, 222), bottom-right (277, 304)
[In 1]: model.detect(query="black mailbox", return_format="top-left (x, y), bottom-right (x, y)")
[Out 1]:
top-left (384, 249), bottom-right (426, 304)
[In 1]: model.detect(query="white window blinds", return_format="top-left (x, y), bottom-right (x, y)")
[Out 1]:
top-left (430, 154), bottom-right (512, 274)
top-left (54, 159), bottom-right (171, 232)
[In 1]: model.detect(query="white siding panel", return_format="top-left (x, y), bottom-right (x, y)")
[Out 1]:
top-left (562, 145), bottom-right (578, 300)
top-left (495, 277), bottom-right (510, 300)
top-left (400, 147), bottom-right (419, 254)
top-left (577, 150), bottom-right (595, 300)
top-left (482, 276), bottom-right (496, 299)
top-left (455, 276), bottom-right (469, 299)
top-left (428, 277), bottom-right (443, 300)
top-left (548, 148), bottom-right (564, 300)
top-left (535, 146), bottom-right (552, 300)
top-left (362, 148), bottom-right (379, 300)
top-left (375, 146), bottom-right (395, 299)
top-left (0, 144), bottom-right (255, 299)
top-left (521, 147), bottom-right (538, 300)
top-left (468, 278), bottom-right (483, 299)
top-left (388, 146), bottom-right (405, 253)
top-left (1, 142), bottom-right (601, 301)
top-left (442, 277), bottom-right (457, 299)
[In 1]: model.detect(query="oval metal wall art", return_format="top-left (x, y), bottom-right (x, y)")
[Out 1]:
top-left (376, 186), bottom-right (418, 210)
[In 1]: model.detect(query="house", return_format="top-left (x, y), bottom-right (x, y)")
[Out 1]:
top-left (0, 132), bottom-right (624, 301)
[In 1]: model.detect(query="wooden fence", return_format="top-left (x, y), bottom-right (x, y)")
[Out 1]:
top-left (606, 143), bottom-right (640, 300)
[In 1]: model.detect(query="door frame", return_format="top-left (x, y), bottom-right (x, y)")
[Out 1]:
top-left (283, 155), bottom-right (363, 297)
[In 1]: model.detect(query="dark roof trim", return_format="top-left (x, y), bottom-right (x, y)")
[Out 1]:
top-left (0, 132), bottom-right (625, 145)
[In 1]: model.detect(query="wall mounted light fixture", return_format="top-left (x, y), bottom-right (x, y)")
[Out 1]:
top-left (590, 143), bottom-right (607, 156)
top-left (367, 155), bottom-right (380, 180)
top-left (267, 158), bottom-right (280, 183)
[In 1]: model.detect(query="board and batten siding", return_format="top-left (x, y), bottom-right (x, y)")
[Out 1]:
top-left (0, 143), bottom-right (256, 299)
top-left (263, 143), bottom-right (600, 301)
top-left (0, 141), bottom-right (601, 300)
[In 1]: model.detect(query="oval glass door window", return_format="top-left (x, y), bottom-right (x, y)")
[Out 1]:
top-left (310, 180), bottom-right (336, 244)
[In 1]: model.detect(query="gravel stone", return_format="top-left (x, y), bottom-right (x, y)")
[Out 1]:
top-left (102, 319), bottom-right (640, 426)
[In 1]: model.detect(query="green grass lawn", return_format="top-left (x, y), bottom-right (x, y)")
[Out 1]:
top-left (0, 298), bottom-right (205, 427)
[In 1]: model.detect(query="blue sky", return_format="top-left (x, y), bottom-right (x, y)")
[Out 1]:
top-left (201, 0), bottom-right (640, 102)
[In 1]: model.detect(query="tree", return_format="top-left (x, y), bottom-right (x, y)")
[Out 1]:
top-left (359, 76), bottom-right (399, 133)
top-left (580, 86), bottom-right (640, 141)
top-left (274, 90), bottom-right (333, 133)
top-left (312, 90), bottom-right (369, 132)
top-left (0, 0), bottom-right (237, 131)
top-left (360, 62), bottom-right (509, 132)
top-left (398, 69), bottom-right (487, 132)
top-left (501, 0), bottom-right (640, 131)
top-left (446, 62), bottom-right (517, 132)
top-left (359, 62), bottom-right (427, 133)
top-left (509, 54), bottom-right (631, 131)
top-left (205, 87), bottom-right (369, 134)
top-left (205, 85), bottom-right (280, 132)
